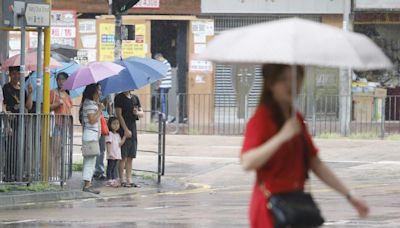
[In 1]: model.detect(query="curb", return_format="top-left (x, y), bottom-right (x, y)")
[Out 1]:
top-left (0, 191), bottom-right (98, 208)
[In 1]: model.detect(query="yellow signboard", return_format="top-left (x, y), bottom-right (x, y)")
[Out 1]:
top-left (136, 24), bottom-right (145, 36)
top-left (99, 23), bottom-right (115, 61)
top-left (133, 43), bottom-right (146, 58)
top-left (122, 40), bottom-right (135, 59)
top-left (121, 24), bottom-right (147, 58)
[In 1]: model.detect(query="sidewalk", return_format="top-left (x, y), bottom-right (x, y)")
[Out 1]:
top-left (0, 170), bottom-right (186, 208)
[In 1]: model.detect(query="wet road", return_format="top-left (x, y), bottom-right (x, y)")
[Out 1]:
top-left (1, 136), bottom-right (400, 227)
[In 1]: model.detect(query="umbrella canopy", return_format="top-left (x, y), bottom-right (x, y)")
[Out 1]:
top-left (199, 18), bottom-right (393, 70)
top-left (2, 51), bottom-right (62, 71)
top-left (51, 52), bottom-right (73, 63)
top-left (26, 62), bottom-right (83, 101)
top-left (100, 57), bottom-right (168, 96)
top-left (29, 44), bottom-right (77, 62)
top-left (51, 44), bottom-right (78, 59)
top-left (63, 61), bottom-right (124, 90)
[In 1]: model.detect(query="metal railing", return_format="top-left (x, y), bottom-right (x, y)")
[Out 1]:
top-left (71, 107), bottom-right (167, 184)
top-left (135, 111), bottom-right (166, 184)
top-left (72, 93), bottom-right (400, 137)
top-left (0, 113), bottom-right (73, 185)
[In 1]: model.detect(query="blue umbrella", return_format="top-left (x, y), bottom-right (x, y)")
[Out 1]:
top-left (26, 61), bottom-right (83, 101)
top-left (100, 57), bottom-right (168, 96)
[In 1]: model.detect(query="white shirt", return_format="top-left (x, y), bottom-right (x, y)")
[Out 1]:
top-left (82, 99), bottom-right (100, 142)
top-left (160, 59), bottom-right (172, 89)
top-left (105, 132), bottom-right (122, 160)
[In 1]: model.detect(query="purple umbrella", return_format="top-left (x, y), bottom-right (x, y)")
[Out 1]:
top-left (63, 62), bottom-right (124, 90)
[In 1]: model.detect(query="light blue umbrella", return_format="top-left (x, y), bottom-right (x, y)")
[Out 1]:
top-left (100, 57), bottom-right (168, 96)
top-left (26, 61), bottom-right (83, 101)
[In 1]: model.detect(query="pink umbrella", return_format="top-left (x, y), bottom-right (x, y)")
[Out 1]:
top-left (63, 61), bottom-right (124, 90)
top-left (1, 51), bottom-right (62, 72)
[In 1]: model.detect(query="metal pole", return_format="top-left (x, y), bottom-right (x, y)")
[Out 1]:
top-left (340, 0), bottom-right (352, 136)
top-left (17, 9), bottom-right (26, 182)
top-left (312, 98), bottom-right (316, 136)
top-left (114, 13), bottom-right (122, 61)
top-left (42, 0), bottom-right (52, 182)
top-left (380, 98), bottom-right (385, 139)
top-left (157, 112), bottom-right (162, 184)
top-left (0, 18), bottom-right (8, 86)
top-left (162, 117), bottom-right (166, 176)
top-left (108, 0), bottom-right (113, 15)
top-left (291, 66), bottom-right (297, 117)
top-left (35, 28), bottom-right (43, 181)
top-left (36, 28), bottom-right (43, 113)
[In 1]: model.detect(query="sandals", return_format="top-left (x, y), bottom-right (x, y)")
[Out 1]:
top-left (122, 182), bottom-right (140, 188)
top-left (106, 179), bottom-right (121, 188)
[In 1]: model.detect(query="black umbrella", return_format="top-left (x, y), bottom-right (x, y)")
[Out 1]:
top-left (51, 44), bottom-right (78, 59)
top-left (29, 44), bottom-right (78, 62)
top-left (51, 52), bottom-right (72, 63)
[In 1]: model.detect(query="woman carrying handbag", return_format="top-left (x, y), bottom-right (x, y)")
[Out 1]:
top-left (240, 64), bottom-right (369, 228)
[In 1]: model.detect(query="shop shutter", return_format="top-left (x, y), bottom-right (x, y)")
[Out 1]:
top-left (210, 15), bottom-right (321, 108)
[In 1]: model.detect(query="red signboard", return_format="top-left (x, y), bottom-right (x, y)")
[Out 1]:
top-left (133, 0), bottom-right (160, 9)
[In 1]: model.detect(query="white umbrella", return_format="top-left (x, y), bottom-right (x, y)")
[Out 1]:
top-left (199, 17), bottom-right (392, 70)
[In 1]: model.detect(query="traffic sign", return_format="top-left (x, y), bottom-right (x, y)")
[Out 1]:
top-left (25, 3), bottom-right (50, 27)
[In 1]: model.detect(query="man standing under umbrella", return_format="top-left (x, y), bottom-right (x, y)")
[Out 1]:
top-left (2, 66), bottom-right (33, 181)
top-left (115, 90), bottom-right (143, 187)
top-left (154, 53), bottom-right (172, 120)
top-left (3, 66), bottom-right (33, 113)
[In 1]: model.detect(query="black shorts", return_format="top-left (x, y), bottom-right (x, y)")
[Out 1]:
top-left (121, 136), bottom-right (137, 158)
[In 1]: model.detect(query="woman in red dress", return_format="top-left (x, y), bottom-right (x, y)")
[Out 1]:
top-left (240, 64), bottom-right (369, 228)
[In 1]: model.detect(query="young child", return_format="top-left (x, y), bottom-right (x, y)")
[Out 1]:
top-left (105, 117), bottom-right (126, 187)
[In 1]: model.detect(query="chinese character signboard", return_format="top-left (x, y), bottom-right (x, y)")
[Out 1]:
top-left (29, 10), bottom-right (77, 48)
top-left (99, 23), bottom-right (115, 61)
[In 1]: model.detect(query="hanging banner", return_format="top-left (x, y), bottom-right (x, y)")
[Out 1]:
top-left (99, 23), bottom-right (115, 61)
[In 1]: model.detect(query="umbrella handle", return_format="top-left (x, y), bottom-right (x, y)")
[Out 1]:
top-left (291, 65), bottom-right (297, 118)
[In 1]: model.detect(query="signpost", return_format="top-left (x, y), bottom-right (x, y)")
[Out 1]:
top-left (24, 3), bottom-right (51, 27)
top-left (10, 1), bottom-right (51, 182)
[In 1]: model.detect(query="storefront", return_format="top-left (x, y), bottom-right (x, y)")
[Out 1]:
top-left (200, 0), bottom-right (346, 119)
top-left (353, 0), bottom-right (400, 120)
top-left (95, 15), bottom-right (209, 123)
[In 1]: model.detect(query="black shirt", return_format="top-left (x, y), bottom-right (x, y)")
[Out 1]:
top-left (2, 83), bottom-right (27, 113)
top-left (115, 93), bottom-right (141, 133)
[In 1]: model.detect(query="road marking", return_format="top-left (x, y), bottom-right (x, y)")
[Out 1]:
top-left (0, 219), bottom-right (37, 224)
top-left (324, 160), bottom-right (400, 165)
top-left (210, 145), bottom-right (241, 149)
top-left (156, 183), bottom-right (212, 196)
top-left (145, 206), bottom-right (172, 210)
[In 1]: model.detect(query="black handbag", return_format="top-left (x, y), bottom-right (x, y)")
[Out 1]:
top-left (268, 191), bottom-right (324, 228)
top-left (262, 135), bottom-right (325, 228)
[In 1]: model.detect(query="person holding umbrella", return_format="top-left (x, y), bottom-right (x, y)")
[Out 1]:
top-left (240, 64), bottom-right (369, 227)
top-left (200, 18), bottom-right (394, 228)
top-left (115, 90), bottom-right (143, 187)
top-left (3, 66), bottom-right (33, 113)
top-left (2, 66), bottom-right (33, 181)
top-left (50, 72), bottom-right (72, 115)
top-left (80, 83), bottom-right (104, 194)
top-left (50, 72), bottom-right (73, 177)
